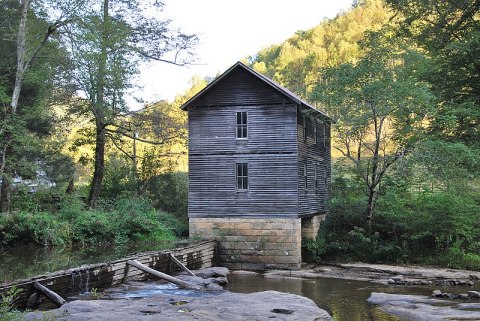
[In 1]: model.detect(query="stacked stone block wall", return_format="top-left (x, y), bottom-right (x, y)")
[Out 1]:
top-left (190, 218), bottom-right (301, 270)
top-left (301, 214), bottom-right (325, 239)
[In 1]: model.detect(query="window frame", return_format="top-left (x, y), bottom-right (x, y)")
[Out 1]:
top-left (303, 162), bottom-right (308, 190)
top-left (236, 162), bottom-right (249, 191)
top-left (236, 111), bottom-right (248, 139)
top-left (313, 118), bottom-right (317, 145)
top-left (323, 122), bottom-right (327, 147)
top-left (302, 114), bottom-right (307, 142)
top-left (322, 165), bottom-right (327, 191)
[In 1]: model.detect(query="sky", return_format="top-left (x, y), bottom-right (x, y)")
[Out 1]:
top-left (138, 0), bottom-right (353, 104)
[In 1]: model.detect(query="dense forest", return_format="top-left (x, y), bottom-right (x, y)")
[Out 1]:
top-left (1, 0), bottom-right (479, 270)
top-left (247, 0), bottom-right (479, 269)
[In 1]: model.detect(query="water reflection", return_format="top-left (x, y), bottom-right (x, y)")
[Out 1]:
top-left (226, 273), bottom-right (432, 321)
top-left (0, 242), bottom-right (179, 284)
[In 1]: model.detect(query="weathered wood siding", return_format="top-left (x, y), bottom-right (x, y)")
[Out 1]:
top-left (189, 67), bottom-right (291, 107)
top-left (188, 103), bottom-right (297, 155)
top-left (187, 68), bottom-right (299, 218)
top-left (188, 154), bottom-right (298, 217)
top-left (296, 106), bottom-right (332, 217)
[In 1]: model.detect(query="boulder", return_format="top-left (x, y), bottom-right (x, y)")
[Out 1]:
top-left (28, 290), bottom-right (333, 321)
top-left (469, 291), bottom-right (480, 298)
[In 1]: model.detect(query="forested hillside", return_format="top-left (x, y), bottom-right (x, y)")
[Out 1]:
top-left (249, 0), bottom-right (480, 269)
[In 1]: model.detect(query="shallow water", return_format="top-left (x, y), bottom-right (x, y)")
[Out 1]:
top-left (226, 273), bottom-right (453, 321)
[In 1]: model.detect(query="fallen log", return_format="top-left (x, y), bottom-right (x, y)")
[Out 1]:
top-left (126, 260), bottom-right (202, 290)
top-left (33, 282), bottom-right (66, 307)
top-left (169, 253), bottom-right (196, 276)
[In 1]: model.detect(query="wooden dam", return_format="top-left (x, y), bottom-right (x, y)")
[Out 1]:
top-left (0, 240), bottom-right (216, 309)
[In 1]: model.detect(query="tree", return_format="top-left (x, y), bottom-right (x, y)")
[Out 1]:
top-left (249, 0), bottom-right (390, 97)
top-left (311, 31), bottom-right (434, 225)
top-left (62, 0), bottom-right (198, 208)
top-left (385, 0), bottom-right (480, 145)
top-left (0, 0), bottom-right (76, 212)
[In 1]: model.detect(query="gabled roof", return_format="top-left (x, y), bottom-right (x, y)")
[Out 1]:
top-left (180, 61), bottom-right (331, 121)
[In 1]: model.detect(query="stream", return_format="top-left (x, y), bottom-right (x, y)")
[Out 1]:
top-left (1, 244), bottom-right (474, 321)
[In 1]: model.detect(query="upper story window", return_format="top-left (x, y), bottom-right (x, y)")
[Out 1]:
top-left (236, 111), bottom-right (248, 139)
top-left (322, 165), bottom-right (327, 191)
top-left (324, 123), bottom-right (329, 147)
top-left (313, 118), bottom-right (318, 145)
top-left (303, 163), bottom-right (308, 190)
top-left (236, 163), bottom-right (248, 190)
top-left (302, 115), bottom-right (307, 142)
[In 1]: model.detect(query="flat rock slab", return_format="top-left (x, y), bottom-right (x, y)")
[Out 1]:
top-left (28, 290), bottom-right (333, 321)
top-left (368, 292), bottom-right (480, 321)
top-left (296, 263), bottom-right (480, 286)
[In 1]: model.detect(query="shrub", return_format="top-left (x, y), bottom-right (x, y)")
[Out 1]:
top-left (0, 196), bottom-right (182, 247)
top-left (0, 212), bottom-right (70, 246)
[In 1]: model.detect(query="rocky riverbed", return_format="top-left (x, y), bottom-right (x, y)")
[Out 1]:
top-left (27, 267), bottom-right (333, 321)
top-left (265, 262), bottom-right (480, 286)
top-left (368, 292), bottom-right (480, 321)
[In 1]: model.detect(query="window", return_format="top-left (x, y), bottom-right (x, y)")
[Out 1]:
top-left (303, 163), bottom-right (308, 190)
top-left (323, 122), bottom-right (327, 147)
top-left (302, 115), bottom-right (307, 142)
top-left (313, 118), bottom-right (317, 145)
top-left (323, 165), bottom-right (327, 191)
top-left (236, 112), bottom-right (247, 139)
top-left (314, 165), bottom-right (318, 190)
top-left (236, 163), bottom-right (248, 190)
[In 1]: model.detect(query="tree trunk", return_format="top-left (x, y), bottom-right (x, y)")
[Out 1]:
top-left (87, 0), bottom-right (109, 209)
top-left (0, 170), bottom-right (11, 213)
top-left (366, 187), bottom-right (376, 230)
top-left (0, 0), bottom-right (30, 213)
top-left (88, 121), bottom-right (106, 208)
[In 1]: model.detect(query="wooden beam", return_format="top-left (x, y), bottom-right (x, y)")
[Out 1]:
top-left (33, 282), bottom-right (66, 307)
top-left (126, 260), bottom-right (202, 290)
top-left (169, 253), bottom-right (196, 276)
top-left (122, 263), bottom-right (130, 283)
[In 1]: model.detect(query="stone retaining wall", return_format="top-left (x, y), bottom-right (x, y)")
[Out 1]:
top-left (190, 218), bottom-right (302, 270)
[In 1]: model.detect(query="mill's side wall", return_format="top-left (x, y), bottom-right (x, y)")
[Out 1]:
top-left (296, 107), bottom-right (332, 217)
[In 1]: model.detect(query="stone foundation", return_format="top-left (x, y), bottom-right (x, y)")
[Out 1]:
top-left (190, 217), bottom-right (302, 270)
top-left (301, 214), bottom-right (325, 239)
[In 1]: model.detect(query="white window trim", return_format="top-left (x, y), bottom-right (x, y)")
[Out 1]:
top-left (236, 162), bottom-right (249, 191)
top-left (236, 111), bottom-right (248, 140)
top-left (303, 162), bottom-right (308, 190)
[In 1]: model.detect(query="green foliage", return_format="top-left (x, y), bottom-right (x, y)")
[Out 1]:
top-left (144, 172), bottom-right (188, 218)
top-left (248, 0), bottom-right (390, 96)
top-left (0, 196), bottom-right (182, 247)
top-left (304, 162), bottom-right (480, 270)
top-left (0, 287), bottom-right (23, 321)
top-left (385, 0), bottom-right (480, 145)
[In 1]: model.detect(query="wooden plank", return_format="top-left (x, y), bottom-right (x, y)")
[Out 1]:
top-left (168, 254), bottom-right (195, 276)
top-left (33, 282), bottom-right (66, 307)
top-left (0, 240), bottom-right (216, 308)
top-left (126, 260), bottom-right (202, 290)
